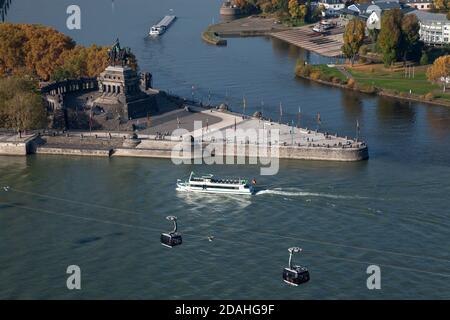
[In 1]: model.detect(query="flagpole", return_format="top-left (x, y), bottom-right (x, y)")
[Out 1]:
top-left (279, 102), bottom-right (282, 124)
top-left (89, 107), bottom-right (93, 133)
top-left (317, 112), bottom-right (321, 132)
top-left (291, 120), bottom-right (294, 145)
top-left (356, 119), bottom-right (360, 141)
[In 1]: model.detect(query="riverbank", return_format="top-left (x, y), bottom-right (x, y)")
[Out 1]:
top-left (0, 106), bottom-right (368, 161)
top-left (208, 16), bottom-right (290, 36)
top-left (295, 63), bottom-right (450, 107)
top-left (202, 27), bottom-right (227, 46)
top-left (203, 15), bottom-right (344, 57)
top-left (271, 19), bottom-right (344, 58)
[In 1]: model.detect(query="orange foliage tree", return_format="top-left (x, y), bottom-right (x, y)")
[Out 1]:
top-left (0, 23), bottom-right (136, 81)
top-left (427, 55), bottom-right (450, 92)
top-left (0, 24), bottom-right (75, 80)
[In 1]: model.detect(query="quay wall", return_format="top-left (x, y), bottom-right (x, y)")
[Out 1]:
top-left (208, 143), bottom-right (368, 161)
top-left (280, 145), bottom-right (369, 161)
top-left (113, 148), bottom-right (174, 159)
top-left (35, 147), bottom-right (112, 157)
top-left (220, 7), bottom-right (241, 16)
top-left (7, 134), bottom-right (368, 161)
top-left (0, 141), bottom-right (27, 155)
top-left (0, 134), bottom-right (37, 156)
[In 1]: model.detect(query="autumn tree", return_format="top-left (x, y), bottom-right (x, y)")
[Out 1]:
top-left (342, 19), bottom-right (366, 65)
top-left (288, 0), bottom-right (300, 19)
top-left (427, 55), bottom-right (450, 92)
top-left (0, 24), bottom-right (75, 80)
top-left (234, 0), bottom-right (259, 13)
top-left (432, 0), bottom-right (448, 10)
top-left (0, 23), bottom-right (137, 81)
top-left (377, 9), bottom-right (403, 66)
top-left (271, 0), bottom-right (289, 11)
top-left (0, 76), bottom-right (47, 131)
top-left (52, 45), bottom-right (111, 81)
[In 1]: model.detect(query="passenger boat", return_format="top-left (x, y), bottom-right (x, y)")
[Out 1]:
top-left (312, 20), bottom-right (335, 33)
top-left (149, 15), bottom-right (177, 36)
top-left (176, 172), bottom-right (258, 195)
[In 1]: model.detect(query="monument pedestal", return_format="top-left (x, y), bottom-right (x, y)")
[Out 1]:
top-left (95, 66), bottom-right (156, 119)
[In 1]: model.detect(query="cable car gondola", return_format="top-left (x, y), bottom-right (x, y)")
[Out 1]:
top-left (282, 247), bottom-right (310, 286)
top-left (160, 216), bottom-right (182, 248)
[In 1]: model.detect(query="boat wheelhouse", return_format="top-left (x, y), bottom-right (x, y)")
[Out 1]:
top-left (176, 172), bottom-right (257, 195)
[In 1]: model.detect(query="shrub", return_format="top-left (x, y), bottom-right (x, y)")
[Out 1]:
top-left (420, 51), bottom-right (429, 66)
top-left (359, 45), bottom-right (368, 56)
top-left (295, 60), bottom-right (313, 78)
top-left (331, 77), bottom-right (341, 84)
top-left (424, 92), bottom-right (435, 101)
top-left (310, 71), bottom-right (321, 80)
top-left (319, 72), bottom-right (332, 82)
top-left (357, 84), bottom-right (376, 94)
top-left (347, 78), bottom-right (356, 88)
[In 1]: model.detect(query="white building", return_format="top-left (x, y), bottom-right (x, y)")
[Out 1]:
top-left (318, 0), bottom-right (345, 16)
top-left (402, 0), bottom-right (432, 11)
top-left (366, 11), bottom-right (381, 30)
top-left (410, 11), bottom-right (450, 45)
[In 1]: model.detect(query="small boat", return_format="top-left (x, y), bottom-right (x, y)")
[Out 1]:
top-left (149, 15), bottom-right (176, 36)
top-left (176, 172), bottom-right (258, 195)
top-left (312, 20), bottom-right (335, 33)
top-left (312, 24), bottom-right (323, 33)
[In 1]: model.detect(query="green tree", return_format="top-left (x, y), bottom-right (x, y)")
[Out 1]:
top-left (342, 19), bottom-right (366, 65)
top-left (303, 1), bottom-right (313, 23)
top-left (377, 9), bottom-right (403, 67)
top-left (0, 76), bottom-right (47, 131)
top-left (420, 51), bottom-right (429, 65)
top-left (401, 14), bottom-right (422, 63)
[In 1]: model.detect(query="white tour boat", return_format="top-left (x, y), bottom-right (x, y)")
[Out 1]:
top-left (176, 172), bottom-right (258, 195)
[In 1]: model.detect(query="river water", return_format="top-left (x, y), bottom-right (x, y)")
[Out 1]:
top-left (1, 0), bottom-right (449, 299)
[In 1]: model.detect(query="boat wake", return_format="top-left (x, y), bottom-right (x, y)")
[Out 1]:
top-left (256, 188), bottom-right (367, 200)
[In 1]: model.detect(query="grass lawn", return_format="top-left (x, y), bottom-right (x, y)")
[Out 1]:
top-left (312, 64), bottom-right (347, 82)
top-left (346, 64), bottom-right (450, 100)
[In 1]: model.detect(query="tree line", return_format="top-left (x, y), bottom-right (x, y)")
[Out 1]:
top-left (0, 23), bottom-right (137, 82)
top-left (342, 9), bottom-right (423, 67)
top-left (0, 23), bottom-right (138, 131)
top-left (232, 0), bottom-right (321, 23)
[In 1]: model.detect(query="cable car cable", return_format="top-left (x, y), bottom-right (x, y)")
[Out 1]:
top-left (2, 187), bottom-right (450, 264)
top-left (1, 200), bottom-right (450, 280)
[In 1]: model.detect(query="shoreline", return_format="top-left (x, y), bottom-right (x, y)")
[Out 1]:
top-left (0, 107), bottom-right (369, 162)
top-left (203, 16), bottom-right (290, 45)
top-left (204, 16), bottom-right (449, 108)
top-left (296, 74), bottom-right (450, 108)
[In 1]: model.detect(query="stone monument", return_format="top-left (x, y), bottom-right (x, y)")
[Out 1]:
top-left (94, 39), bottom-right (156, 120)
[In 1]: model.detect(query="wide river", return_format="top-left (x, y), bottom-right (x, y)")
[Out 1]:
top-left (1, 0), bottom-right (449, 299)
